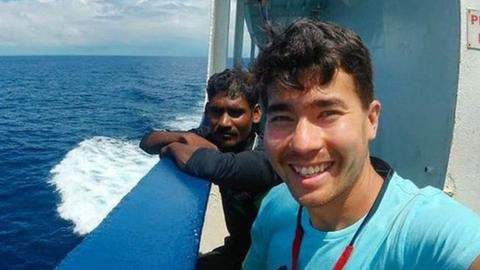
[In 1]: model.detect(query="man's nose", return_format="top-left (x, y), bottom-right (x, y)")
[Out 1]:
top-left (289, 119), bottom-right (324, 154)
top-left (218, 113), bottom-right (232, 127)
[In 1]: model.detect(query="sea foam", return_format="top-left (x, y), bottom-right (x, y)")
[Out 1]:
top-left (163, 101), bottom-right (203, 131)
top-left (49, 136), bottom-right (158, 235)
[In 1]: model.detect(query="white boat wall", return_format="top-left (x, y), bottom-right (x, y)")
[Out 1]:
top-left (445, 0), bottom-right (480, 213)
top-left (56, 0), bottom-right (480, 269)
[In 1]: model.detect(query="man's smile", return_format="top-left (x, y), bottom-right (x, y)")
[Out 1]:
top-left (291, 161), bottom-right (334, 178)
top-left (216, 131), bottom-right (237, 140)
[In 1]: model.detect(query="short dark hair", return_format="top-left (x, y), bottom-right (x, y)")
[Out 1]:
top-left (253, 19), bottom-right (373, 109)
top-left (207, 69), bottom-right (258, 108)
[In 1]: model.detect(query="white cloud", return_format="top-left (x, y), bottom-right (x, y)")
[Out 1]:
top-left (0, 0), bottom-right (211, 55)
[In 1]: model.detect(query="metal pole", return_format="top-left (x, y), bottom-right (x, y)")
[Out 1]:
top-left (233, 0), bottom-right (245, 69)
top-left (207, 0), bottom-right (231, 78)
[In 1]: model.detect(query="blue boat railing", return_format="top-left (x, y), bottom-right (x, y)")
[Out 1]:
top-left (56, 158), bottom-right (211, 269)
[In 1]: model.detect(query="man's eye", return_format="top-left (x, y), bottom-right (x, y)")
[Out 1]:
top-left (228, 109), bottom-right (245, 118)
top-left (268, 115), bottom-right (292, 123)
top-left (208, 108), bottom-right (222, 117)
top-left (319, 110), bottom-right (339, 118)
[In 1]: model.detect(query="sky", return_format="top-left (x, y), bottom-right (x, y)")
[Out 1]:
top-left (0, 0), bottom-right (251, 56)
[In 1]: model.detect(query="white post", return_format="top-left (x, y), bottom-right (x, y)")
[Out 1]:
top-left (207, 0), bottom-right (231, 78)
top-left (233, 0), bottom-right (245, 69)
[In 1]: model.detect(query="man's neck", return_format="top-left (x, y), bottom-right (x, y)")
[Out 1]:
top-left (220, 141), bottom-right (248, 153)
top-left (307, 159), bottom-right (384, 231)
top-left (220, 132), bottom-right (256, 153)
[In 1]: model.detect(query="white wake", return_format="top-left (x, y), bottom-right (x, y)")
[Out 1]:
top-left (49, 136), bottom-right (158, 235)
top-left (163, 101), bottom-right (204, 131)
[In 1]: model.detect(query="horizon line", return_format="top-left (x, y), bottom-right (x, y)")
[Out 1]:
top-left (0, 54), bottom-right (254, 59)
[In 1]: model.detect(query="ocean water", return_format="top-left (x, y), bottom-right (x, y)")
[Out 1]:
top-left (0, 56), bottom-right (206, 269)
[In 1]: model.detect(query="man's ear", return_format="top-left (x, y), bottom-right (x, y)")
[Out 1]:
top-left (252, 104), bottom-right (262, 124)
top-left (367, 100), bottom-right (381, 140)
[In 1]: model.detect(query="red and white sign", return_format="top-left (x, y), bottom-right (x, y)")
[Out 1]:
top-left (467, 9), bottom-right (480, 49)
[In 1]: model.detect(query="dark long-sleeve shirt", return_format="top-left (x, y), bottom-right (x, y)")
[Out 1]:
top-left (185, 129), bottom-right (281, 258)
top-left (186, 149), bottom-right (279, 193)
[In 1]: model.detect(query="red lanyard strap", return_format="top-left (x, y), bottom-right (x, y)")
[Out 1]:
top-left (291, 206), bottom-right (304, 270)
top-left (332, 245), bottom-right (354, 270)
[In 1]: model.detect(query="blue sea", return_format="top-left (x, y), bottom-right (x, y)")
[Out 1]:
top-left (0, 56), bottom-right (207, 269)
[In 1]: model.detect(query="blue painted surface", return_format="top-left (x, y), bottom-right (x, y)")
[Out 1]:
top-left (56, 158), bottom-right (210, 270)
top-left (246, 0), bottom-right (460, 188)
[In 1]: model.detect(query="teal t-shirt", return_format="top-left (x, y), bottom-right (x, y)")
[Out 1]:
top-left (243, 172), bottom-right (480, 270)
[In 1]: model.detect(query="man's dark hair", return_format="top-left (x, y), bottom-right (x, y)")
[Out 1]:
top-left (207, 69), bottom-right (258, 108)
top-left (253, 19), bottom-right (373, 109)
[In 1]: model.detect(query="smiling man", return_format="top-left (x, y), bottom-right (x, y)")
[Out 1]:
top-left (243, 19), bottom-right (480, 270)
top-left (140, 69), bottom-right (280, 270)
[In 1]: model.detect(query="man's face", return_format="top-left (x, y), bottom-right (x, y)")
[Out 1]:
top-left (264, 70), bottom-right (380, 208)
top-left (206, 92), bottom-right (261, 151)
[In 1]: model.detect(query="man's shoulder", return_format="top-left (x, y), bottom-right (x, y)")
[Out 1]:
top-left (387, 173), bottom-right (480, 249)
top-left (187, 126), bottom-right (209, 138)
top-left (389, 173), bottom-right (475, 215)
top-left (401, 185), bottom-right (480, 269)
top-left (412, 185), bottom-right (480, 225)
top-left (262, 183), bottom-right (292, 205)
top-left (368, 172), bottom-right (480, 269)
top-left (388, 173), bottom-right (478, 219)
top-left (257, 184), bottom-right (297, 222)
